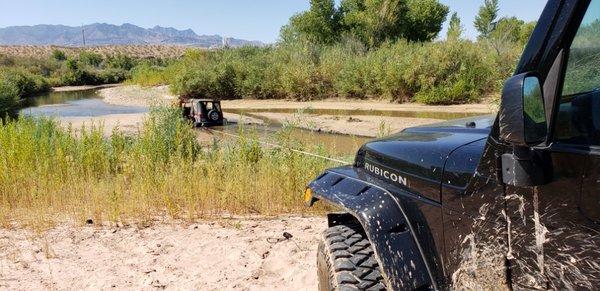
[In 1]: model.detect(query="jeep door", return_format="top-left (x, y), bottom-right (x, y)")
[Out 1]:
top-left (506, 0), bottom-right (600, 289)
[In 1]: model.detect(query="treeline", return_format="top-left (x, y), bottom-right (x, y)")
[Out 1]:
top-left (131, 0), bottom-right (535, 104)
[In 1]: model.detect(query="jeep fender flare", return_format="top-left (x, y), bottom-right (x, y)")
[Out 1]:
top-left (308, 168), bottom-right (439, 290)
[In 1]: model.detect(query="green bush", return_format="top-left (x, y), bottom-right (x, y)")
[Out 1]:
top-left (410, 41), bottom-right (497, 104)
top-left (106, 54), bottom-right (137, 71)
top-left (0, 68), bottom-right (50, 118)
top-left (0, 76), bottom-right (20, 118)
top-left (78, 51), bottom-right (103, 67)
top-left (51, 49), bottom-right (67, 61)
top-left (0, 68), bottom-right (50, 97)
top-left (97, 68), bottom-right (129, 84)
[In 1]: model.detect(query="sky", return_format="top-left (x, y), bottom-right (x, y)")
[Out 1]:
top-left (0, 0), bottom-right (549, 43)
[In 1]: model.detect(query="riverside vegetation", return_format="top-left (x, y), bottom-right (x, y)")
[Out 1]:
top-left (0, 107), bottom-right (335, 228)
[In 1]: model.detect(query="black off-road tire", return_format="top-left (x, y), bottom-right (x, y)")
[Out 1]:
top-left (207, 110), bottom-right (220, 122)
top-left (317, 224), bottom-right (387, 291)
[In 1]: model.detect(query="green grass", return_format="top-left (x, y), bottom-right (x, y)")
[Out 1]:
top-left (0, 107), bottom-right (333, 229)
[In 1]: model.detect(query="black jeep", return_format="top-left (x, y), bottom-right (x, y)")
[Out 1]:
top-left (181, 99), bottom-right (224, 127)
top-left (305, 0), bottom-right (600, 289)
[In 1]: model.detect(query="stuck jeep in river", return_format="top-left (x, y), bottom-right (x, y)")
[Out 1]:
top-left (181, 99), bottom-right (224, 127)
top-left (305, 0), bottom-right (600, 289)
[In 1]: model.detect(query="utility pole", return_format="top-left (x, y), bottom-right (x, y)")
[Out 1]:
top-left (81, 25), bottom-right (86, 47)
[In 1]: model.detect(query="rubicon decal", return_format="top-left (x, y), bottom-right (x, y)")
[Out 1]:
top-left (364, 161), bottom-right (408, 186)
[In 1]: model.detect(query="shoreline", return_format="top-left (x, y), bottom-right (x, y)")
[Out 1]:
top-left (52, 83), bottom-right (122, 92)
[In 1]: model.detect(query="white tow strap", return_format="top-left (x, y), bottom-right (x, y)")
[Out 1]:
top-left (206, 128), bottom-right (351, 165)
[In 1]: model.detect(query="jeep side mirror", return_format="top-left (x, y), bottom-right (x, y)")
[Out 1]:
top-left (499, 73), bottom-right (548, 146)
top-left (499, 73), bottom-right (552, 187)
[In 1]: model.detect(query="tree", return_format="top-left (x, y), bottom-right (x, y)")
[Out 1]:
top-left (403, 0), bottom-right (449, 42)
top-left (447, 12), bottom-right (463, 41)
top-left (519, 21), bottom-right (537, 46)
top-left (339, 0), bottom-right (447, 46)
top-left (282, 0), bottom-right (448, 47)
top-left (474, 0), bottom-right (499, 39)
top-left (487, 17), bottom-right (536, 54)
top-left (339, 0), bottom-right (407, 47)
top-left (280, 0), bottom-right (340, 44)
top-left (490, 17), bottom-right (524, 43)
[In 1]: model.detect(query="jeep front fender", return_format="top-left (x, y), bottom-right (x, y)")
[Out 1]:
top-left (308, 166), bottom-right (439, 290)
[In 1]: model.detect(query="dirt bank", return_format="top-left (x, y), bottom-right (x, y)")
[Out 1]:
top-left (98, 85), bottom-right (177, 107)
top-left (0, 216), bottom-right (325, 291)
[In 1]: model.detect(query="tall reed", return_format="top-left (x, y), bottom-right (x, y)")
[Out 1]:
top-left (0, 107), bottom-right (333, 228)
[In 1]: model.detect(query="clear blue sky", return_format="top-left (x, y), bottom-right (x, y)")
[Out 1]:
top-left (0, 0), bottom-right (549, 43)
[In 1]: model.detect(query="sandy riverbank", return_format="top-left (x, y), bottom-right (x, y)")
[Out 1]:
top-left (252, 112), bottom-right (442, 137)
top-left (52, 84), bottom-right (122, 92)
top-left (0, 216), bottom-right (325, 290)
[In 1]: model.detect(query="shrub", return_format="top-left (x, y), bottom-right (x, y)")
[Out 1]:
top-left (51, 49), bottom-right (67, 61)
top-left (409, 41), bottom-right (498, 104)
top-left (97, 68), bottom-right (129, 84)
top-left (0, 68), bottom-right (50, 97)
top-left (0, 76), bottom-right (20, 118)
top-left (78, 51), bottom-right (104, 67)
top-left (106, 54), bottom-right (137, 71)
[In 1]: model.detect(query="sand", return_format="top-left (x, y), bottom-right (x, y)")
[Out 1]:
top-left (252, 112), bottom-right (442, 137)
top-left (0, 216), bottom-right (326, 291)
top-left (98, 85), bottom-right (177, 107)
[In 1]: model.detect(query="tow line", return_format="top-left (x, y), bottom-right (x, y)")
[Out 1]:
top-left (204, 128), bottom-right (351, 165)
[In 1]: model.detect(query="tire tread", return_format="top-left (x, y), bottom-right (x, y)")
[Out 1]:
top-left (318, 224), bottom-right (386, 291)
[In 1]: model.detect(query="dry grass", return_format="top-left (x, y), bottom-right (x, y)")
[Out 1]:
top-left (0, 107), bottom-right (333, 230)
top-left (0, 45), bottom-right (192, 59)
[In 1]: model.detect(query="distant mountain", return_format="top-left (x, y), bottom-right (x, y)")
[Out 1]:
top-left (0, 23), bottom-right (263, 48)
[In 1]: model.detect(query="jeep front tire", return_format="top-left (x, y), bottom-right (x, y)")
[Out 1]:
top-left (317, 224), bottom-right (386, 291)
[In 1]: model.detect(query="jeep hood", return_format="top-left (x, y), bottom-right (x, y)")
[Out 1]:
top-left (356, 115), bottom-right (494, 201)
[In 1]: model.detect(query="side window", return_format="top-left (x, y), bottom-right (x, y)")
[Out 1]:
top-left (555, 1), bottom-right (600, 146)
